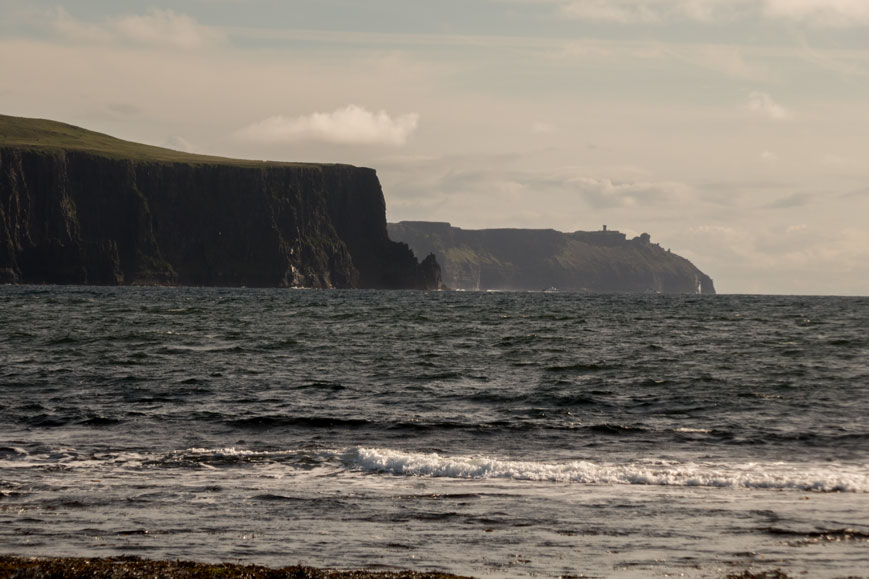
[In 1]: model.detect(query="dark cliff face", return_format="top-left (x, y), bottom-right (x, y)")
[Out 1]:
top-left (0, 146), bottom-right (441, 289)
top-left (388, 221), bottom-right (716, 295)
top-left (320, 167), bottom-right (442, 290)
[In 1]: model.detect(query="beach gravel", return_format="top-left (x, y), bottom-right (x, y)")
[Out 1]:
top-left (0, 556), bottom-right (472, 579)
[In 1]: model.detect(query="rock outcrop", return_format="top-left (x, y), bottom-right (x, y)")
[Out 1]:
top-left (0, 115), bottom-right (441, 289)
top-left (388, 221), bottom-right (715, 294)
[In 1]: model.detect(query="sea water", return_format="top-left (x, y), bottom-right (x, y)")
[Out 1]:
top-left (0, 287), bottom-right (867, 577)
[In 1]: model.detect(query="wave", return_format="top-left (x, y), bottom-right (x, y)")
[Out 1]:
top-left (226, 415), bottom-right (371, 429)
top-left (343, 447), bottom-right (869, 493)
top-left (6, 443), bottom-right (866, 493)
top-left (0, 446), bottom-right (337, 472)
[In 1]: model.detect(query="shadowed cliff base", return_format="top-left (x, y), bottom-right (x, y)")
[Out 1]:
top-left (389, 221), bottom-right (715, 294)
top-left (0, 114), bottom-right (441, 290)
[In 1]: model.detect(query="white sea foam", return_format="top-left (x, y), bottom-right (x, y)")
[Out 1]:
top-left (345, 447), bottom-right (869, 492)
top-left (185, 447), bottom-right (268, 457)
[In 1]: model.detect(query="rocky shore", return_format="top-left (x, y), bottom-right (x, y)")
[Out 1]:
top-left (0, 556), bottom-right (816, 579)
top-left (0, 556), bottom-right (470, 579)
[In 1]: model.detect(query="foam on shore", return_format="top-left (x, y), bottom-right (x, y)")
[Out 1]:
top-left (345, 447), bottom-right (868, 492)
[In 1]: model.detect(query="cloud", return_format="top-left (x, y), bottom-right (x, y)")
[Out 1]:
top-left (557, 1), bottom-right (663, 23)
top-left (379, 152), bottom-right (701, 232)
top-left (567, 176), bottom-right (691, 208)
top-left (553, 38), bottom-right (772, 81)
top-left (163, 136), bottom-right (195, 153)
top-left (842, 186), bottom-right (869, 199)
top-left (113, 9), bottom-right (223, 48)
top-left (531, 121), bottom-right (556, 134)
top-left (763, 0), bottom-right (869, 27)
top-left (822, 154), bottom-right (859, 168)
top-left (748, 91), bottom-right (792, 120)
top-left (501, 0), bottom-right (869, 26)
top-left (682, 222), bottom-right (869, 294)
top-left (766, 192), bottom-right (813, 209)
top-left (50, 7), bottom-right (223, 48)
top-left (498, 0), bottom-right (754, 23)
top-left (51, 7), bottom-right (113, 43)
top-left (679, 45), bottom-right (772, 81)
top-left (237, 105), bottom-right (420, 146)
top-left (820, 154), bottom-right (869, 177)
top-left (554, 0), bottom-right (751, 23)
top-left (107, 103), bottom-right (143, 116)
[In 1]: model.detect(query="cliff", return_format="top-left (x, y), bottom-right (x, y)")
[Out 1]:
top-left (388, 221), bottom-right (716, 294)
top-left (0, 114), bottom-right (441, 289)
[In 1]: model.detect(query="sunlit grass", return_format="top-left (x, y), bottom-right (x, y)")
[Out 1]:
top-left (0, 113), bottom-right (322, 168)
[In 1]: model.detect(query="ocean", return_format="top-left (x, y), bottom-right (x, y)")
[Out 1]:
top-left (1, 286), bottom-right (867, 578)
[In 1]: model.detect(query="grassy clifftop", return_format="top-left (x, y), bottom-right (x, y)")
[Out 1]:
top-left (0, 113), bottom-right (319, 168)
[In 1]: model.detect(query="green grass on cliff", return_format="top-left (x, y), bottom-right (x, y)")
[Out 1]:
top-left (0, 114), bottom-right (325, 168)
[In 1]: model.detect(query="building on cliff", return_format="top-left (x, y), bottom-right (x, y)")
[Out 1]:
top-left (388, 221), bottom-right (716, 295)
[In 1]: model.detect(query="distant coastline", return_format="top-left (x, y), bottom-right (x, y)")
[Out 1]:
top-left (389, 221), bottom-right (715, 294)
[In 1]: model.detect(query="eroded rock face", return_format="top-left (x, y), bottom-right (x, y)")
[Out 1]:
top-left (388, 221), bottom-right (716, 294)
top-left (0, 147), bottom-right (441, 289)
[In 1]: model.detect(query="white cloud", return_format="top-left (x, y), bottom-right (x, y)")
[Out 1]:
top-left (679, 45), bottom-right (772, 81)
top-left (554, 40), bottom-right (771, 81)
top-left (502, 0), bottom-right (869, 26)
top-left (760, 150), bottom-right (779, 162)
top-left (51, 7), bottom-right (113, 43)
top-left (822, 153), bottom-right (858, 168)
top-left (163, 136), bottom-right (195, 153)
top-left (557, 1), bottom-right (662, 23)
top-left (531, 121), bottom-right (556, 134)
top-left (556, 40), bottom-right (615, 60)
top-left (763, 0), bottom-right (869, 27)
top-left (748, 91), bottom-right (792, 120)
top-left (500, 0), bottom-right (754, 23)
top-left (113, 9), bottom-right (223, 48)
top-left (682, 223), bottom-right (869, 294)
top-left (236, 105), bottom-right (420, 146)
top-left (50, 7), bottom-right (222, 48)
top-left (819, 154), bottom-right (869, 177)
top-left (567, 176), bottom-right (692, 208)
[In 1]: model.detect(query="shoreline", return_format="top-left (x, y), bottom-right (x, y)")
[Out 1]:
top-left (0, 555), bottom-right (802, 579)
top-left (0, 555), bottom-right (470, 579)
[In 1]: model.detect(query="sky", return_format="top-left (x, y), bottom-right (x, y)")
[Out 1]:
top-left (2, 0), bottom-right (868, 295)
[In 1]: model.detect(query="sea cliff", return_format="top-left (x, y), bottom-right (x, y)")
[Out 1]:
top-left (388, 221), bottom-right (715, 294)
top-left (0, 115), bottom-right (441, 289)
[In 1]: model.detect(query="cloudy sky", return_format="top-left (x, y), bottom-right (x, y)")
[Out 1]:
top-left (2, 0), bottom-right (868, 294)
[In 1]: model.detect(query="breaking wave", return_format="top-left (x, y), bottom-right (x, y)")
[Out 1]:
top-left (344, 447), bottom-right (868, 493)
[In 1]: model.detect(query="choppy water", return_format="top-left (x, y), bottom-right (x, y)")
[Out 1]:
top-left (1, 287), bottom-right (867, 577)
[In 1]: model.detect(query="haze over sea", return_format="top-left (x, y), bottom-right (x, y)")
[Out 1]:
top-left (1, 286), bottom-right (867, 578)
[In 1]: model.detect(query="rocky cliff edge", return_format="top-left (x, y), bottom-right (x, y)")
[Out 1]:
top-left (0, 114), bottom-right (442, 289)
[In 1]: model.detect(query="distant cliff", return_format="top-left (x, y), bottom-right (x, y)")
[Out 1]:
top-left (0, 114), bottom-right (441, 289)
top-left (388, 221), bottom-right (715, 294)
